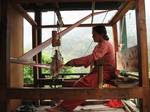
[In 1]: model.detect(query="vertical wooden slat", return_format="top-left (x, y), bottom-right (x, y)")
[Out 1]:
top-left (36, 11), bottom-right (42, 85)
top-left (112, 24), bottom-right (119, 68)
top-left (136, 0), bottom-right (149, 87)
top-left (32, 27), bottom-right (38, 86)
top-left (33, 10), bottom-right (42, 87)
top-left (97, 64), bottom-right (103, 88)
top-left (8, 2), bottom-right (24, 111)
top-left (112, 24), bottom-right (119, 52)
top-left (0, 0), bottom-right (9, 112)
top-left (135, 0), bottom-right (149, 111)
top-left (0, 0), bottom-right (10, 88)
top-left (32, 11), bottom-right (38, 87)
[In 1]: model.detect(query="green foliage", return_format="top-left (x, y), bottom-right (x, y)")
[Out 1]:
top-left (23, 66), bottom-right (33, 84)
top-left (41, 52), bottom-right (51, 74)
top-left (60, 66), bottom-right (74, 74)
top-left (41, 52), bottom-right (75, 75)
top-left (23, 51), bottom-right (76, 84)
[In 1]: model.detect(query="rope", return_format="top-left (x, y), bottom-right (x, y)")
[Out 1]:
top-left (120, 17), bottom-right (125, 45)
top-left (84, 3), bottom-right (109, 56)
top-left (53, 11), bottom-right (56, 30)
top-left (102, 10), bottom-right (109, 23)
top-left (83, 40), bottom-right (93, 56)
top-left (51, 11), bottom-right (63, 85)
top-left (82, 0), bottom-right (95, 56)
top-left (91, 0), bottom-right (95, 24)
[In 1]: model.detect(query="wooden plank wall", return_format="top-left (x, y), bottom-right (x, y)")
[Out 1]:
top-left (7, 3), bottom-right (24, 112)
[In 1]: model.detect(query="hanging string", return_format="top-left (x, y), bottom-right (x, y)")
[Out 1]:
top-left (91, 0), bottom-right (95, 24)
top-left (102, 10), bottom-right (109, 23)
top-left (53, 11), bottom-right (61, 51)
top-left (51, 11), bottom-right (64, 80)
top-left (56, 26), bottom-right (61, 50)
top-left (82, 0), bottom-right (95, 56)
top-left (52, 11), bottom-right (57, 55)
top-left (120, 17), bottom-right (125, 44)
top-left (83, 40), bottom-right (94, 55)
top-left (83, 9), bottom-right (109, 56)
top-left (53, 11), bottom-right (56, 30)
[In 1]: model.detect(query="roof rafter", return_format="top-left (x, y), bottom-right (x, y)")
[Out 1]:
top-left (38, 23), bottom-right (110, 29)
top-left (109, 0), bottom-right (135, 25)
top-left (12, 3), bottom-right (37, 27)
top-left (54, 2), bottom-right (64, 26)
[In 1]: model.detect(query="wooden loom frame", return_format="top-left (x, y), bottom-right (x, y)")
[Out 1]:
top-left (0, 0), bottom-right (149, 112)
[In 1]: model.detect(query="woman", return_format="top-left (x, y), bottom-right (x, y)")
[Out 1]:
top-left (47, 25), bottom-right (117, 112)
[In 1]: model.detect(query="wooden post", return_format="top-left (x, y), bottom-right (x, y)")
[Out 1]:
top-left (135, 0), bottom-right (149, 111)
top-left (32, 27), bottom-right (38, 86)
top-left (35, 10), bottom-right (42, 86)
top-left (0, 0), bottom-right (9, 112)
top-left (8, 2), bottom-right (24, 111)
top-left (95, 60), bottom-right (103, 88)
top-left (32, 10), bottom-right (42, 87)
top-left (112, 24), bottom-right (118, 68)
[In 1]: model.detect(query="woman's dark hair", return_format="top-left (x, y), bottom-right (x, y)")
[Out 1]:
top-left (93, 25), bottom-right (109, 40)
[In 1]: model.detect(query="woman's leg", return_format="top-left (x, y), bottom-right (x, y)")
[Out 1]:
top-left (46, 73), bottom-right (97, 112)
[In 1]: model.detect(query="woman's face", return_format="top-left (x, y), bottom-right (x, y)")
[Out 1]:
top-left (92, 31), bottom-right (104, 42)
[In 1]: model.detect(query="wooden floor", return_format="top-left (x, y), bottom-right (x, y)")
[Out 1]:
top-left (74, 104), bottom-right (125, 112)
top-left (36, 105), bottom-right (125, 112)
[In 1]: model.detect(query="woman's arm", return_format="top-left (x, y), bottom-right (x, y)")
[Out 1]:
top-left (65, 42), bottom-right (109, 67)
top-left (65, 54), bottom-right (94, 67)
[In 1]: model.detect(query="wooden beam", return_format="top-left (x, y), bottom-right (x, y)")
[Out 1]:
top-left (34, 10), bottom-right (42, 87)
top-left (54, 2), bottom-right (64, 26)
top-left (14, 0), bottom-right (129, 4)
top-left (109, 1), bottom-right (135, 25)
top-left (0, 1), bottom-right (9, 111)
top-left (135, 0), bottom-right (149, 111)
top-left (112, 24), bottom-right (118, 52)
top-left (32, 11), bottom-right (41, 87)
top-left (18, 11), bottom-right (109, 60)
top-left (7, 87), bottom-right (143, 100)
top-left (38, 23), bottom-right (110, 28)
top-left (12, 3), bottom-right (37, 27)
top-left (10, 57), bottom-right (50, 68)
top-left (136, 0), bottom-right (149, 88)
top-left (0, 0), bottom-right (9, 88)
top-left (112, 24), bottom-right (118, 68)
top-left (55, 9), bottom-right (64, 26)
